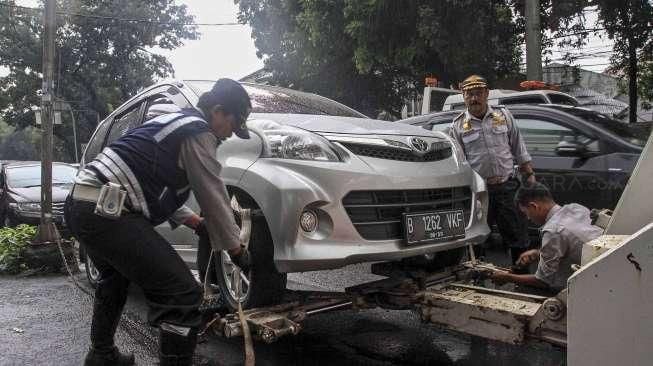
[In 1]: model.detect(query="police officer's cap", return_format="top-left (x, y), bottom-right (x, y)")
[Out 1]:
top-left (460, 75), bottom-right (488, 91)
top-left (197, 78), bottom-right (252, 139)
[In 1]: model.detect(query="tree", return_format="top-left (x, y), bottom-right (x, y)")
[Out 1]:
top-left (237, 0), bottom-right (523, 117)
top-left (593, 0), bottom-right (653, 122)
top-left (0, 0), bottom-right (198, 161)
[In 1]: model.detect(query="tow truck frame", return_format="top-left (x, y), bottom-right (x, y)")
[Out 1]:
top-left (204, 258), bottom-right (567, 348)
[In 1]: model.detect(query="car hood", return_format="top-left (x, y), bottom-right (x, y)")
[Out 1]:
top-left (8, 185), bottom-right (72, 203)
top-left (250, 113), bottom-right (438, 137)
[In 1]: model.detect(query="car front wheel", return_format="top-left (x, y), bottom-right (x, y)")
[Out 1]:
top-left (215, 216), bottom-right (286, 311)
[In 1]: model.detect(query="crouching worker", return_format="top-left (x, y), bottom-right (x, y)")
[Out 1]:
top-left (64, 79), bottom-right (252, 366)
top-left (491, 182), bottom-right (603, 292)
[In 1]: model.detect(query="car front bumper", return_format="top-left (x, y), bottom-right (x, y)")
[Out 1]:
top-left (238, 154), bottom-right (490, 273)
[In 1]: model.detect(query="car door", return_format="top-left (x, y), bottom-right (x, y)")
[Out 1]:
top-left (513, 113), bottom-right (612, 209)
top-left (137, 87), bottom-right (200, 265)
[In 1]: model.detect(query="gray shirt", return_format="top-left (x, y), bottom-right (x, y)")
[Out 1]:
top-left (535, 204), bottom-right (603, 289)
top-left (449, 106), bottom-right (531, 181)
top-left (177, 132), bottom-right (241, 252)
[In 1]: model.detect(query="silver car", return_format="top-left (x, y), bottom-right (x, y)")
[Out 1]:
top-left (79, 80), bottom-right (490, 310)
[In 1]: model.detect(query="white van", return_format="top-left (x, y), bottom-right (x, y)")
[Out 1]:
top-left (441, 89), bottom-right (579, 111)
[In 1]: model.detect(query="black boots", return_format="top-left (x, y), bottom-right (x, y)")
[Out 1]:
top-left (85, 269), bottom-right (133, 365)
top-left (159, 323), bottom-right (198, 366)
top-left (84, 346), bottom-right (135, 366)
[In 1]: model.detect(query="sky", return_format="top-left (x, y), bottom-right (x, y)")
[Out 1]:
top-left (0, 0), bottom-right (265, 80)
top-left (152, 0), bottom-right (264, 80)
top-left (1, 1), bottom-right (609, 79)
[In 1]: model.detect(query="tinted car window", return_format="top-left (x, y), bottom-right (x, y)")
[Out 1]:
top-left (106, 104), bottom-right (143, 145)
top-left (83, 119), bottom-right (112, 163)
top-left (6, 165), bottom-right (77, 188)
top-left (548, 94), bottom-right (578, 106)
top-left (186, 80), bottom-right (366, 118)
top-left (543, 106), bottom-right (649, 147)
top-left (500, 96), bottom-right (547, 105)
top-left (516, 118), bottom-right (594, 156)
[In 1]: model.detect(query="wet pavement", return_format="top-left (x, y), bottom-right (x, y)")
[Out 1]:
top-left (0, 256), bottom-right (565, 366)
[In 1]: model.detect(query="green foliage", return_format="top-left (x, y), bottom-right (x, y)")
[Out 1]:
top-left (594, 0), bottom-right (653, 120)
top-left (0, 0), bottom-right (199, 162)
top-left (237, 0), bottom-right (523, 117)
top-left (0, 224), bottom-right (36, 274)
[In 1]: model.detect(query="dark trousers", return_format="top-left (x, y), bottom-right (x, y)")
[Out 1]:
top-left (64, 197), bottom-right (203, 351)
top-left (487, 178), bottom-right (530, 264)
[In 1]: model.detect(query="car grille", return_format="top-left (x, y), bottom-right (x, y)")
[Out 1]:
top-left (52, 202), bottom-right (65, 216)
top-left (341, 143), bottom-right (452, 162)
top-left (342, 187), bottom-right (472, 241)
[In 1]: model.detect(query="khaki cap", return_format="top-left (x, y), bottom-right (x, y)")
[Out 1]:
top-left (460, 75), bottom-right (488, 91)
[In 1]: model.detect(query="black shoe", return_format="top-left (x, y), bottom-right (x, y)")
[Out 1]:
top-left (84, 346), bottom-right (135, 366)
top-left (159, 324), bottom-right (198, 366)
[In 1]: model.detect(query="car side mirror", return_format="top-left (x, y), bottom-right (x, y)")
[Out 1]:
top-left (555, 140), bottom-right (587, 157)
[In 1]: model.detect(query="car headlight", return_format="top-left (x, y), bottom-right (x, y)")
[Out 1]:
top-left (15, 202), bottom-right (41, 212)
top-left (259, 124), bottom-right (341, 162)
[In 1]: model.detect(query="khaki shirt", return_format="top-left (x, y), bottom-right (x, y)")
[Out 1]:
top-left (449, 106), bottom-right (531, 181)
top-left (535, 204), bottom-right (603, 289)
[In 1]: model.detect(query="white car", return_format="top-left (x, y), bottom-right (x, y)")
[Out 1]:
top-left (80, 80), bottom-right (490, 310)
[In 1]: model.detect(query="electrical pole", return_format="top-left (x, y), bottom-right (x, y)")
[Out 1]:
top-left (525, 0), bottom-right (543, 81)
top-left (35, 0), bottom-right (60, 244)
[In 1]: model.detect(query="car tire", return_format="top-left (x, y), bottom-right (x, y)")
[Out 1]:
top-left (215, 216), bottom-right (287, 311)
top-left (85, 251), bottom-right (100, 289)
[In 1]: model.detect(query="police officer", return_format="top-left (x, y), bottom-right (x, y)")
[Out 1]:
top-left (491, 183), bottom-right (603, 291)
top-left (65, 78), bottom-right (252, 366)
top-left (449, 75), bottom-right (535, 264)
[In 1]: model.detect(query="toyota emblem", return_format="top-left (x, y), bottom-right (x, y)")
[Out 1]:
top-left (410, 137), bottom-right (429, 153)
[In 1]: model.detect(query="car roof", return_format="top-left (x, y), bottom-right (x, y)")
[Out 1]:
top-left (443, 89), bottom-right (578, 105)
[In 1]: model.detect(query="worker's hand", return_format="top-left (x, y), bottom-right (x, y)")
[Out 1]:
top-left (228, 245), bottom-right (251, 274)
top-left (490, 270), bottom-right (512, 285)
top-left (516, 249), bottom-right (539, 267)
top-left (184, 214), bottom-right (202, 231)
top-left (193, 218), bottom-right (208, 237)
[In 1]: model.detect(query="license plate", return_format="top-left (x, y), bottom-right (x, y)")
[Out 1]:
top-left (403, 210), bottom-right (466, 245)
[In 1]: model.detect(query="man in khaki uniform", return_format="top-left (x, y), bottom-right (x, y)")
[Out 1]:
top-left (449, 75), bottom-right (535, 264)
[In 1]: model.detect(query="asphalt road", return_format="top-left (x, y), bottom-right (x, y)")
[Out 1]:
top-left (0, 257), bottom-right (565, 366)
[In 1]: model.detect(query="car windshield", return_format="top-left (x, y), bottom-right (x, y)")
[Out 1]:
top-left (6, 165), bottom-right (77, 188)
top-left (545, 106), bottom-right (650, 147)
top-left (186, 80), bottom-right (366, 118)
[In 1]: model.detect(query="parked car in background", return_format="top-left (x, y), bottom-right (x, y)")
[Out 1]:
top-left (79, 80), bottom-right (491, 310)
top-left (0, 162), bottom-right (77, 229)
top-left (401, 104), bottom-right (649, 211)
top-left (442, 90), bottom-right (579, 111)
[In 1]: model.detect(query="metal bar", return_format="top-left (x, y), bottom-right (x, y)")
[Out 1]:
top-left (305, 301), bottom-right (353, 316)
top-left (448, 283), bottom-right (549, 302)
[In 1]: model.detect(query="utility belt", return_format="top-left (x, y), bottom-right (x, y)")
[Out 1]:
top-left (71, 183), bottom-right (130, 219)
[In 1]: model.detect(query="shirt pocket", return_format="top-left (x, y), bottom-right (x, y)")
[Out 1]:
top-left (491, 124), bottom-right (509, 146)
